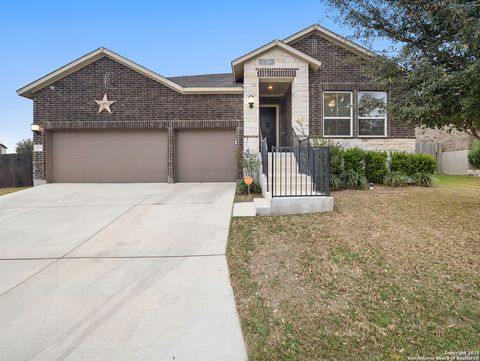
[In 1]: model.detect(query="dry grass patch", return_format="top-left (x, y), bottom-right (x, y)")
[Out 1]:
top-left (227, 176), bottom-right (480, 360)
top-left (0, 187), bottom-right (29, 196)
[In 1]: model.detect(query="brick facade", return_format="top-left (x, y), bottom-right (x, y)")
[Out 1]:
top-left (290, 33), bottom-right (415, 140)
top-left (32, 57), bottom-right (243, 182)
top-left (27, 28), bottom-right (419, 184)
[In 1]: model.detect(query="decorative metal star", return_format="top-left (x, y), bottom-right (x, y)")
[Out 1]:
top-left (94, 93), bottom-right (116, 114)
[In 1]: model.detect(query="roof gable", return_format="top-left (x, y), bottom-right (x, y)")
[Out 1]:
top-left (231, 40), bottom-right (322, 82)
top-left (17, 48), bottom-right (243, 99)
top-left (283, 24), bottom-right (377, 59)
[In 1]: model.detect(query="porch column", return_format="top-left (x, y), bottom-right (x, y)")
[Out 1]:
top-left (243, 61), bottom-right (260, 153)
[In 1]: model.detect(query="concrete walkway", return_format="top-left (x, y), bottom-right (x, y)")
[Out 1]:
top-left (0, 183), bottom-right (247, 361)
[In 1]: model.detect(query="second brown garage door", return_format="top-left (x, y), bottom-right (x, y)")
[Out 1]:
top-left (48, 130), bottom-right (168, 182)
top-left (176, 129), bottom-right (237, 182)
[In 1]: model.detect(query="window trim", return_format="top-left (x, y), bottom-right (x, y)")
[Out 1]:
top-left (358, 91), bottom-right (388, 138)
top-left (322, 91), bottom-right (353, 137)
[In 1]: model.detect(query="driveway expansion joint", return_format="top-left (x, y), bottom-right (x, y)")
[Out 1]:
top-left (0, 254), bottom-right (226, 261)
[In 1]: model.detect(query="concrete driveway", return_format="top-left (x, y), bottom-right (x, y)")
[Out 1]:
top-left (0, 183), bottom-right (247, 361)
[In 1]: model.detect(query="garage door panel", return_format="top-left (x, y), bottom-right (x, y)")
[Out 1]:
top-left (176, 129), bottom-right (236, 182)
top-left (49, 130), bottom-right (167, 183)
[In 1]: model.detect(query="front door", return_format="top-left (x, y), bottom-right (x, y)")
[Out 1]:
top-left (260, 107), bottom-right (277, 151)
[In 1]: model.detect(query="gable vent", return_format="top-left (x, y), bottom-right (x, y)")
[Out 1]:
top-left (256, 68), bottom-right (298, 78)
top-left (259, 59), bottom-right (275, 65)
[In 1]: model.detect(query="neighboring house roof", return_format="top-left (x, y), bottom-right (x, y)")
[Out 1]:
top-left (168, 73), bottom-right (241, 88)
top-left (17, 48), bottom-right (243, 99)
top-left (231, 40), bottom-right (323, 82)
top-left (0, 143), bottom-right (7, 149)
top-left (283, 24), bottom-right (377, 59)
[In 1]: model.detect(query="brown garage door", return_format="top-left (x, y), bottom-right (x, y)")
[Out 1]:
top-left (176, 129), bottom-right (237, 182)
top-left (48, 130), bottom-right (168, 182)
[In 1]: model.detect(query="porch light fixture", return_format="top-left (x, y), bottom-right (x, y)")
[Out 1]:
top-left (248, 95), bottom-right (255, 109)
top-left (31, 124), bottom-right (44, 134)
top-left (268, 85), bottom-right (273, 90)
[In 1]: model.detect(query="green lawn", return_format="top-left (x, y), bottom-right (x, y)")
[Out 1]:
top-left (227, 176), bottom-right (480, 360)
top-left (0, 187), bottom-right (29, 196)
top-left (434, 174), bottom-right (480, 188)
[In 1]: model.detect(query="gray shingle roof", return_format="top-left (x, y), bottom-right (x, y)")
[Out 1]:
top-left (167, 73), bottom-right (241, 88)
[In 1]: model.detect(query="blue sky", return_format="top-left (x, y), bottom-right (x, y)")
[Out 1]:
top-left (0, 0), bottom-right (377, 152)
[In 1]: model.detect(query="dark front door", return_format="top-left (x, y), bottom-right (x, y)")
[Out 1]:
top-left (260, 107), bottom-right (277, 151)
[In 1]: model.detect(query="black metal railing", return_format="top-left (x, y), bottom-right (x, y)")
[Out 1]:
top-left (271, 146), bottom-right (330, 197)
top-left (260, 136), bottom-right (269, 191)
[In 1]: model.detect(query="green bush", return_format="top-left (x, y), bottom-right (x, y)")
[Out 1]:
top-left (340, 170), bottom-right (367, 189)
top-left (236, 180), bottom-right (261, 194)
top-left (411, 154), bottom-right (437, 174)
top-left (411, 172), bottom-right (433, 187)
top-left (390, 152), bottom-right (414, 175)
top-left (390, 152), bottom-right (436, 175)
top-left (343, 148), bottom-right (366, 175)
top-left (383, 171), bottom-right (411, 187)
top-left (330, 174), bottom-right (343, 191)
top-left (468, 140), bottom-right (480, 168)
top-left (329, 143), bottom-right (345, 176)
top-left (365, 151), bottom-right (388, 183)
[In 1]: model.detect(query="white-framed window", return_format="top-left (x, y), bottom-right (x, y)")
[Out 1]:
top-left (358, 91), bottom-right (387, 137)
top-left (323, 92), bottom-right (353, 137)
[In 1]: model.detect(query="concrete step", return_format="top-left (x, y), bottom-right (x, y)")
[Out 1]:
top-left (232, 202), bottom-right (256, 217)
top-left (253, 197), bottom-right (271, 216)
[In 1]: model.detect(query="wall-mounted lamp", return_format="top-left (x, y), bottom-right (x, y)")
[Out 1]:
top-left (248, 95), bottom-right (255, 109)
top-left (31, 124), bottom-right (44, 134)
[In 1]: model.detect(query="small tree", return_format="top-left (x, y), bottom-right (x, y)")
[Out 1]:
top-left (235, 150), bottom-right (261, 177)
top-left (15, 139), bottom-right (33, 154)
top-left (323, 0), bottom-right (480, 138)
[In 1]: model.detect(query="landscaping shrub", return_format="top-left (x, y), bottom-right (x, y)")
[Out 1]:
top-left (323, 145), bottom-right (436, 191)
top-left (390, 152), bottom-right (415, 175)
top-left (340, 170), bottom-right (367, 189)
top-left (330, 174), bottom-right (343, 191)
top-left (411, 172), bottom-right (434, 187)
top-left (343, 148), bottom-right (366, 175)
top-left (236, 180), bottom-right (261, 194)
top-left (390, 152), bottom-right (436, 175)
top-left (365, 151), bottom-right (388, 183)
top-left (383, 171), bottom-right (411, 187)
top-left (329, 143), bottom-right (345, 175)
top-left (468, 140), bottom-right (480, 168)
top-left (411, 153), bottom-right (437, 174)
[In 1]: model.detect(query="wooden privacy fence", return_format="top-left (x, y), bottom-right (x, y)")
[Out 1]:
top-left (416, 142), bottom-right (442, 173)
top-left (0, 153), bottom-right (33, 188)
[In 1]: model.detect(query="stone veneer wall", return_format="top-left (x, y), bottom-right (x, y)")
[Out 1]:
top-left (243, 47), bottom-right (309, 153)
top-left (32, 56), bottom-right (243, 183)
top-left (319, 138), bottom-right (416, 152)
